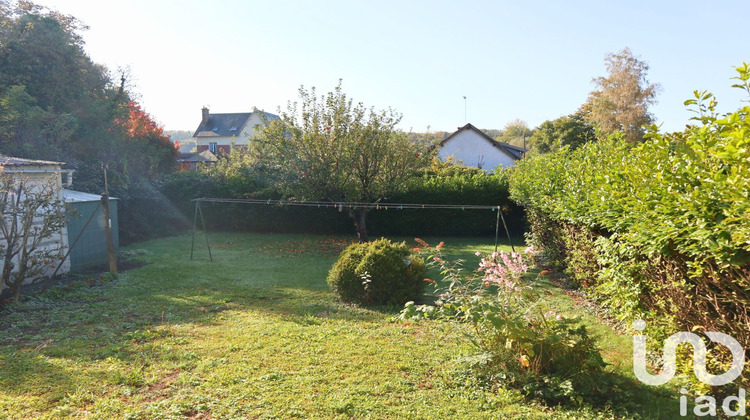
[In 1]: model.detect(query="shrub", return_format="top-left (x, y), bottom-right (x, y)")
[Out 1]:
top-left (327, 238), bottom-right (427, 305)
top-left (398, 241), bottom-right (607, 406)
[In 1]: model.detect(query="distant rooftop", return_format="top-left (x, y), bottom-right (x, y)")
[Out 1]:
top-left (178, 150), bottom-right (218, 163)
top-left (193, 109), bottom-right (279, 138)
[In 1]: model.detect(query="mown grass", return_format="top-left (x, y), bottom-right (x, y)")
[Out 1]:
top-left (0, 233), bottom-right (679, 419)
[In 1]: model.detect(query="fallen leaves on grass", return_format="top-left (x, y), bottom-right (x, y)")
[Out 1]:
top-left (255, 236), bottom-right (355, 258)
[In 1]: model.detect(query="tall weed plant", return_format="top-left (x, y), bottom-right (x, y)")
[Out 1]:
top-left (399, 240), bottom-right (607, 406)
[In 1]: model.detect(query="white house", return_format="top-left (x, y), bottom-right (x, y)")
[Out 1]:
top-left (0, 156), bottom-right (73, 289)
top-left (193, 107), bottom-right (279, 155)
top-left (438, 123), bottom-right (526, 171)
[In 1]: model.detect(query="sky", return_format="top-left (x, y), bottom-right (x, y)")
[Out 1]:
top-left (33, 0), bottom-right (750, 134)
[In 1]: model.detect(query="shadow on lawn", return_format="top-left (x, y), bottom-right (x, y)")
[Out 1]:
top-left (0, 346), bottom-right (78, 401)
top-left (0, 234), bottom-right (479, 401)
top-left (591, 371), bottom-right (681, 418)
top-left (0, 256), bottom-right (392, 371)
top-left (0, 262), bottom-right (683, 418)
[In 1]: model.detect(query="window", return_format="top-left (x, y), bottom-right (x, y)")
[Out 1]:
top-left (209, 142), bottom-right (217, 153)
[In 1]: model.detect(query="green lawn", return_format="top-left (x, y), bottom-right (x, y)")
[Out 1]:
top-left (0, 233), bottom-right (678, 419)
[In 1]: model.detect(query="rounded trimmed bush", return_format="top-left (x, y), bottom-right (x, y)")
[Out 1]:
top-left (327, 238), bottom-right (427, 305)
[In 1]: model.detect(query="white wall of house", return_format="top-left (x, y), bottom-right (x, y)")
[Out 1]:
top-left (195, 135), bottom-right (236, 149)
top-left (240, 113), bottom-right (266, 142)
top-left (438, 131), bottom-right (517, 171)
top-left (0, 163), bottom-right (71, 288)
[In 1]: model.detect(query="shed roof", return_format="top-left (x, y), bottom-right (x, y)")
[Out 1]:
top-left (0, 155), bottom-right (63, 167)
top-left (63, 189), bottom-right (118, 203)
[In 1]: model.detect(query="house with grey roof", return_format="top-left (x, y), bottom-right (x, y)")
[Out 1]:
top-left (192, 107), bottom-right (279, 155)
top-left (177, 150), bottom-right (218, 172)
top-left (438, 123), bottom-right (526, 172)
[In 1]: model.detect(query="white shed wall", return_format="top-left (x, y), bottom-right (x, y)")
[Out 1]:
top-left (0, 167), bottom-right (70, 288)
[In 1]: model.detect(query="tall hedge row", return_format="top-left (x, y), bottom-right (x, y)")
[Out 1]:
top-left (368, 169), bottom-right (525, 237)
top-left (507, 71), bottom-right (750, 354)
top-left (158, 164), bottom-right (525, 239)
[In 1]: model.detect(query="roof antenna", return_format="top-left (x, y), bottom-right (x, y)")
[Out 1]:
top-left (463, 96), bottom-right (467, 123)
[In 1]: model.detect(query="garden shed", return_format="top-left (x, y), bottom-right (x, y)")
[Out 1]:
top-left (63, 189), bottom-right (119, 271)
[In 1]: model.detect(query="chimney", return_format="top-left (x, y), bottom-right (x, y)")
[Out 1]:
top-left (201, 107), bottom-right (209, 125)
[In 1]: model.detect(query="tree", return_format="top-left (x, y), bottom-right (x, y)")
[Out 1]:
top-left (585, 48), bottom-right (660, 143)
top-left (481, 128), bottom-right (503, 138)
top-left (0, 3), bottom-right (181, 243)
top-left (257, 82), bottom-right (430, 242)
top-left (165, 130), bottom-right (196, 152)
top-left (0, 173), bottom-right (67, 302)
top-left (0, 3), bottom-right (175, 181)
top-left (0, 3), bottom-right (122, 167)
top-left (528, 111), bottom-right (595, 156)
top-left (406, 130), bottom-right (449, 149)
top-left (494, 119), bottom-right (532, 148)
top-left (115, 101), bottom-right (177, 177)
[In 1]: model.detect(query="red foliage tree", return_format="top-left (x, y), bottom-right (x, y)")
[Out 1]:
top-left (116, 101), bottom-right (177, 176)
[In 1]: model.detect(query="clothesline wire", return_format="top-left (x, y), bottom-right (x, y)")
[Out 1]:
top-left (192, 197), bottom-right (503, 211)
top-left (189, 198), bottom-right (515, 261)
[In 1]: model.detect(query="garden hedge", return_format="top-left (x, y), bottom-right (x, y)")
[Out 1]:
top-left (158, 164), bottom-right (525, 238)
top-left (507, 68), bottom-right (750, 358)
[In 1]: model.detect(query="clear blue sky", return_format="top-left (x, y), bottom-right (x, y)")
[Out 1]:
top-left (35, 0), bottom-right (750, 134)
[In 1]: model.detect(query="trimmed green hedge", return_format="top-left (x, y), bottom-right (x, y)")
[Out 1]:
top-left (507, 67), bottom-right (750, 354)
top-left (159, 165), bottom-right (525, 238)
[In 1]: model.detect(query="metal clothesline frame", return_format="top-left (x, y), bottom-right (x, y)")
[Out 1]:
top-left (190, 198), bottom-right (515, 261)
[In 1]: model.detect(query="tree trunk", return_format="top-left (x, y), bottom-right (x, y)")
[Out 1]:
top-left (352, 208), bottom-right (369, 243)
top-left (1, 246), bottom-right (15, 297)
top-left (1, 259), bottom-right (11, 297)
top-left (11, 264), bottom-right (25, 302)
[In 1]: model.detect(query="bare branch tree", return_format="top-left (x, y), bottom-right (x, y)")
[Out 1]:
top-left (0, 173), bottom-right (67, 301)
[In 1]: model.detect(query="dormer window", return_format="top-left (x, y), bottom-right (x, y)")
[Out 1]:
top-left (212, 127), bottom-right (218, 132)
top-left (230, 126), bottom-right (237, 132)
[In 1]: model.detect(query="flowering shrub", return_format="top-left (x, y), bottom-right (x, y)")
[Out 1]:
top-left (399, 240), bottom-right (606, 406)
top-left (477, 249), bottom-right (528, 288)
